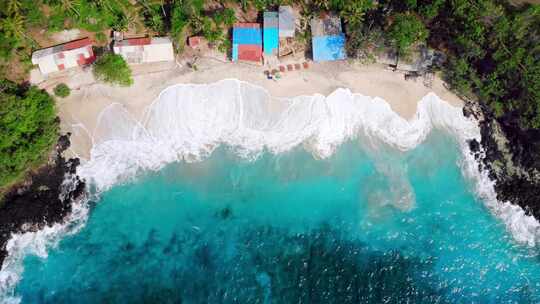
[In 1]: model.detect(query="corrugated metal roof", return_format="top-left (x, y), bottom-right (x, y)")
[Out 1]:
top-left (264, 12), bottom-right (278, 28)
top-left (312, 34), bottom-right (347, 62)
top-left (279, 6), bottom-right (295, 37)
top-left (63, 38), bottom-right (92, 50)
top-left (263, 27), bottom-right (279, 55)
top-left (311, 15), bottom-right (342, 37)
top-left (237, 44), bottom-right (262, 62)
top-left (234, 23), bottom-right (260, 29)
top-left (263, 12), bottom-right (279, 56)
top-left (233, 24), bottom-right (262, 45)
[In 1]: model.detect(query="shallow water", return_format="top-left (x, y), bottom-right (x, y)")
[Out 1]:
top-left (13, 133), bottom-right (540, 303)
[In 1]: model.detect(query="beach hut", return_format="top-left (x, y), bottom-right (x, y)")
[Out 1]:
top-left (233, 23), bottom-right (263, 63)
top-left (113, 37), bottom-right (174, 64)
top-left (310, 14), bottom-right (347, 62)
top-left (279, 6), bottom-right (295, 38)
top-left (263, 12), bottom-right (279, 56)
top-left (31, 38), bottom-right (95, 75)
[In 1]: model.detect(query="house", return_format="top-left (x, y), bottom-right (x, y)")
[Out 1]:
top-left (310, 14), bottom-right (347, 62)
top-left (376, 46), bottom-right (446, 72)
top-left (113, 37), bottom-right (174, 64)
top-left (263, 12), bottom-right (279, 56)
top-left (31, 38), bottom-right (95, 75)
top-left (278, 6), bottom-right (295, 38)
top-left (232, 23), bottom-right (263, 63)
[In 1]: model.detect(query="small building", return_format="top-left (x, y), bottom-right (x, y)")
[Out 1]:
top-left (263, 12), bottom-right (279, 56)
top-left (188, 36), bottom-right (202, 49)
top-left (113, 37), bottom-right (174, 64)
top-left (232, 23), bottom-right (263, 63)
top-left (310, 14), bottom-right (346, 62)
top-left (376, 46), bottom-right (446, 73)
top-left (279, 6), bottom-right (295, 38)
top-left (31, 38), bottom-right (95, 75)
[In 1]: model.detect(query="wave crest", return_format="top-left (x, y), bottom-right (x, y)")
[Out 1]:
top-left (77, 79), bottom-right (539, 246)
top-left (80, 79), bottom-right (475, 189)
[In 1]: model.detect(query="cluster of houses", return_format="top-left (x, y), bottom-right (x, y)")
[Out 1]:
top-left (32, 35), bottom-right (175, 76)
top-left (232, 7), bottom-right (346, 64)
top-left (32, 7), bottom-right (348, 76)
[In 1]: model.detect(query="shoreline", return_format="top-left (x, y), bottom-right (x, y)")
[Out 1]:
top-left (47, 59), bottom-right (464, 160)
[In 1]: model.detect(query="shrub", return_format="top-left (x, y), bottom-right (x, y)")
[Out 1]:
top-left (53, 83), bottom-right (70, 97)
top-left (93, 53), bottom-right (133, 86)
top-left (94, 32), bottom-right (108, 44)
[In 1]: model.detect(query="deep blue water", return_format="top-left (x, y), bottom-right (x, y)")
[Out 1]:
top-left (14, 133), bottom-right (540, 303)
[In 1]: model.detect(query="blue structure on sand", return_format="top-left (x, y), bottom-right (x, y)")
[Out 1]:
top-left (310, 14), bottom-right (347, 62)
top-left (312, 34), bottom-right (346, 62)
top-left (263, 12), bottom-right (279, 56)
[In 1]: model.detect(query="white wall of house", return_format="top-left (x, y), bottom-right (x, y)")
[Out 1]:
top-left (113, 37), bottom-right (174, 64)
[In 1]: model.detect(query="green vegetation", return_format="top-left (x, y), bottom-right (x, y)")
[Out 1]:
top-left (387, 13), bottom-right (428, 56)
top-left (0, 0), bottom-right (539, 189)
top-left (93, 53), bottom-right (133, 87)
top-left (332, 0), bottom-right (540, 130)
top-left (0, 80), bottom-right (58, 189)
top-left (53, 83), bottom-right (70, 98)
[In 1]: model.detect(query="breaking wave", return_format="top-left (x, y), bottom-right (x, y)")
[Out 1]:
top-left (1, 78), bottom-right (539, 302)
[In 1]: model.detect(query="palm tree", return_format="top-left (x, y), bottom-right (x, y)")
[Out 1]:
top-left (60, 0), bottom-right (81, 17)
top-left (123, 8), bottom-right (145, 32)
top-left (6, 0), bottom-right (22, 16)
top-left (1, 15), bottom-right (25, 41)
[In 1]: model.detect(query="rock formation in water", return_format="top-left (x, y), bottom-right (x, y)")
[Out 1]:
top-left (464, 101), bottom-right (540, 220)
top-left (0, 134), bottom-right (86, 268)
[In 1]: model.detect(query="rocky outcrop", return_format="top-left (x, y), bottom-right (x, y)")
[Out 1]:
top-left (464, 100), bottom-right (540, 219)
top-left (0, 135), bottom-right (86, 268)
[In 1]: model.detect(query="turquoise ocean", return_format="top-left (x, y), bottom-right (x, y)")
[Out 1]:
top-left (13, 134), bottom-right (540, 303)
top-left (2, 80), bottom-right (540, 303)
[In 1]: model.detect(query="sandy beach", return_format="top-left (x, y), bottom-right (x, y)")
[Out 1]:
top-left (41, 57), bottom-right (464, 160)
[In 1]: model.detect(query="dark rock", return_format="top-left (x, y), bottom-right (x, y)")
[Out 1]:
top-left (0, 135), bottom-right (86, 268)
top-left (464, 100), bottom-right (540, 221)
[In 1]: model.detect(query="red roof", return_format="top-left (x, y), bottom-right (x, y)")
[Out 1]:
top-left (234, 23), bottom-right (260, 29)
top-left (63, 38), bottom-right (92, 51)
top-left (188, 36), bottom-right (201, 48)
top-left (238, 44), bottom-right (262, 62)
top-left (126, 37), bottom-right (151, 46)
top-left (76, 47), bottom-right (96, 65)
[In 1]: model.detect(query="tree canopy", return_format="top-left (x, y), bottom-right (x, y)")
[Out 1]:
top-left (387, 13), bottom-right (428, 56)
top-left (0, 80), bottom-right (59, 188)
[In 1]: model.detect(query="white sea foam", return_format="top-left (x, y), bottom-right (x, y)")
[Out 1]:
top-left (0, 183), bottom-right (89, 303)
top-left (1, 78), bottom-right (539, 302)
top-left (78, 79), bottom-right (539, 244)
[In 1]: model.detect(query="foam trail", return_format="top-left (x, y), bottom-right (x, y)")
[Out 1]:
top-left (2, 78), bottom-right (539, 302)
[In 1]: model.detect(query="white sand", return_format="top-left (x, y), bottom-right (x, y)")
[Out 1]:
top-left (47, 58), bottom-right (464, 159)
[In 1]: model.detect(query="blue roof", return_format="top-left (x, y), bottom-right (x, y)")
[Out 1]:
top-left (232, 44), bottom-right (239, 61)
top-left (263, 27), bottom-right (279, 55)
top-left (312, 34), bottom-right (347, 62)
top-left (233, 27), bottom-right (262, 45)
